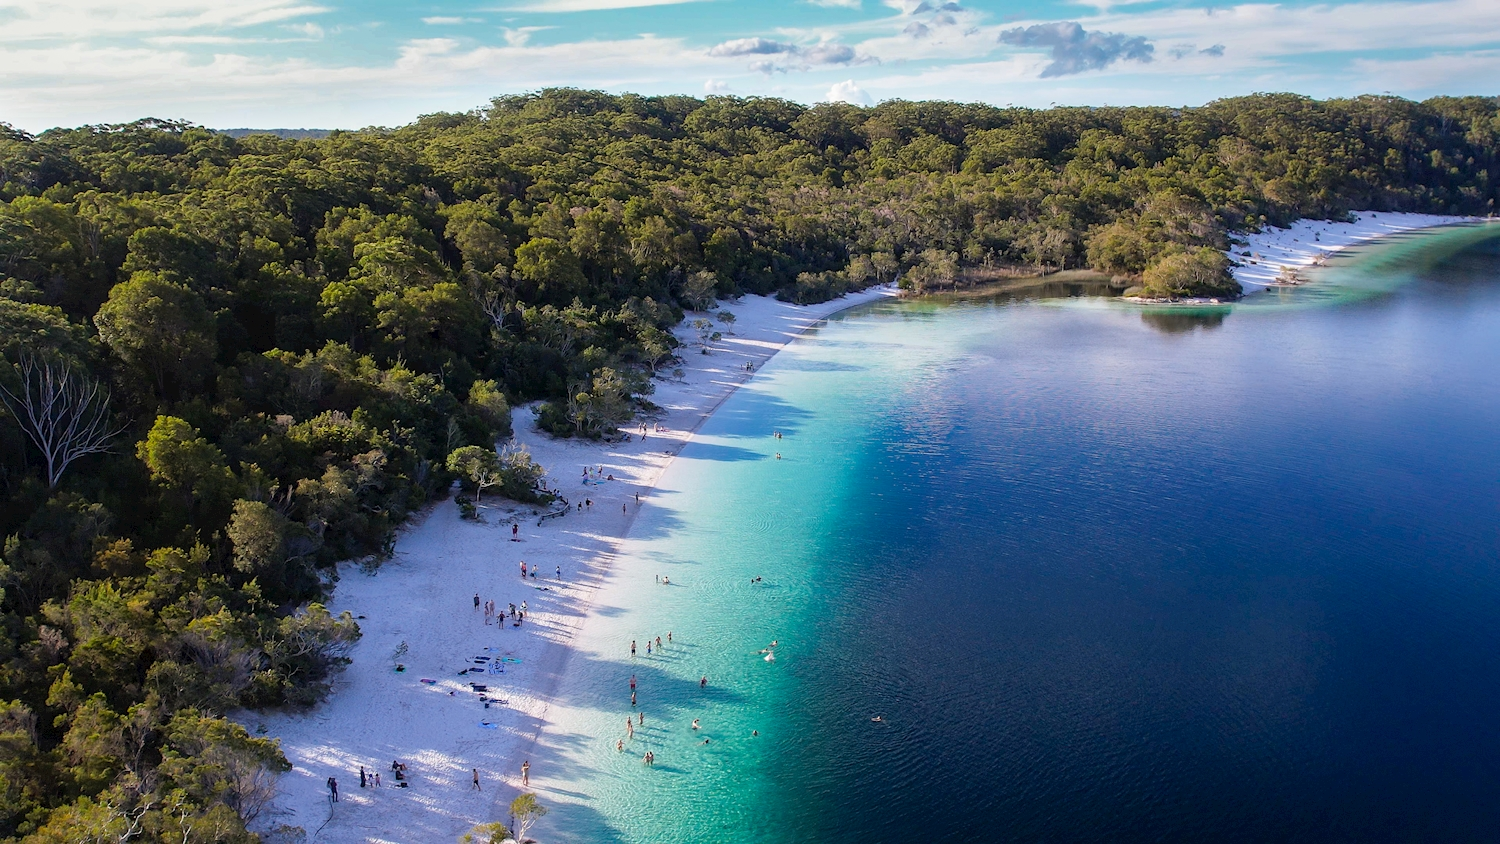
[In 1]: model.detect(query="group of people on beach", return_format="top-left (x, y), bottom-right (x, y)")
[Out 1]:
top-left (477, 591), bottom-right (528, 627)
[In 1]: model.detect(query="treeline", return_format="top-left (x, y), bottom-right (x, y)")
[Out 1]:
top-left (0, 90), bottom-right (1498, 840)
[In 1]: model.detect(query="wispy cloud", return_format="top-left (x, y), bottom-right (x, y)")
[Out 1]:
top-left (0, 0), bottom-right (329, 42)
top-left (497, 0), bottom-right (706, 11)
top-left (501, 26), bottom-right (554, 46)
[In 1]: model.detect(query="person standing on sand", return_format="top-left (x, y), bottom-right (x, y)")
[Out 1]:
top-left (360, 766), bottom-right (367, 788)
top-left (473, 593), bottom-right (480, 610)
top-left (374, 772), bottom-right (381, 787)
top-left (327, 777), bottom-right (339, 803)
top-left (556, 566), bottom-right (561, 580)
top-left (512, 523), bottom-right (519, 541)
top-left (521, 760), bottom-right (530, 787)
top-left (472, 769), bottom-right (481, 791)
top-left (520, 561), bottom-right (527, 578)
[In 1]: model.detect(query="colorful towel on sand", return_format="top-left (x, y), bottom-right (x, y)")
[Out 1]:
top-left (419, 678), bottom-right (436, 684)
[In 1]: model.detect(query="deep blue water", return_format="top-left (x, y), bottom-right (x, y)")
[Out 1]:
top-left (543, 227), bottom-right (1500, 843)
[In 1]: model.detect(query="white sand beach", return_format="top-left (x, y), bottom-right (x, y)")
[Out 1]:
top-left (247, 285), bottom-right (896, 842)
top-left (1230, 211), bottom-right (1483, 291)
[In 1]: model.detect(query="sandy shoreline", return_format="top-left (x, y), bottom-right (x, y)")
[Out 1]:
top-left (248, 285), bottom-right (897, 842)
top-left (1229, 211), bottom-right (1485, 292)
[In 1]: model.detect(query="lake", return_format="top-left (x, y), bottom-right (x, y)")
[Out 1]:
top-left (538, 223), bottom-right (1500, 843)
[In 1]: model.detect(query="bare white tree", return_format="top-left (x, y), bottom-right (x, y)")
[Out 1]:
top-left (0, 355), bottom-right (124, 488)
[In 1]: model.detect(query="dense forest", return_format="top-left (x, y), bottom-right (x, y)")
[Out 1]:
top-left (1, 89), bottom-right (1498, 841)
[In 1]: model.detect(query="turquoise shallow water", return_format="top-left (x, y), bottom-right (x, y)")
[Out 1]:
top-left (543, 225), bottom-right (1500, 843)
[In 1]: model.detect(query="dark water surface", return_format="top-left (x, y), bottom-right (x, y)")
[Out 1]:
top-left (773, 231), bottom-right (1500, 842)
top-left (544, 227), bottom-right (1500, 843)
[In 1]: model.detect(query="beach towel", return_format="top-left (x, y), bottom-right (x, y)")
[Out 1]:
top-left (420, 678), bottom-right (436, 684)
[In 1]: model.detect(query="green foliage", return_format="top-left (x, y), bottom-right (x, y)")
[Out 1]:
top-left (510, 793), bottom-right (548, 843)
top-left (466, 379), bottom-right (512, 440)
top-left (454, 493), bottom-right (478, 520)
top-left (2, 91), bottom-right (1499, 838)
top-left (460, 820), bottom-right (512, 844)
top-left (1137, 248), bottom-right (1240, 299)
top-left (94, 272), bottom-right (217, 401)
top-left (446, 445), bottom-right (502, 503)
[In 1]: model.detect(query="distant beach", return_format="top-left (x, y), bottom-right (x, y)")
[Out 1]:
top-left (1229, 211), bottom-right (1485, 292)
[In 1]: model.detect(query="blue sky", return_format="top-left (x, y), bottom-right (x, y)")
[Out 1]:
top-left (0, 0), bottom-right (1497, 131)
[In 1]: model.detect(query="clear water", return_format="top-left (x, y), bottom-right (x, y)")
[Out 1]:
top-left (540, 225), bottom-right (1500, 843)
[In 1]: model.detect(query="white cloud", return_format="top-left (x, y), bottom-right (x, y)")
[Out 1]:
top-left (282, 22), bottom-right (323, 38)
top-left (704, 78), bottom-right (731, 93)
top-left (496, 0), bottom-right (706, 11)
top-left (1350, 49), bottom-right (1500, 90)
top-left (502, 26), bottom-right (554, 46)
top-left (0, 0), bottom-right (329, 42)
top-left (707, 35), bottom-right (864, 73)
top-left (806, 0), bottom-right (861, 7)
top-left (422, 16), bottom-right (480, 25)
top-left (824, 79), bottom-right (872, 104)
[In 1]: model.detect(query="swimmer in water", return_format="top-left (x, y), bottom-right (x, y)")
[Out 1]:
top-left (871, 716), bottom-right (883, 723)
top-left (691, 719), bottom-right (700, 730)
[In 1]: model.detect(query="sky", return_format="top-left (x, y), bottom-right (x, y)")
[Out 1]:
top-left (0, 0), bottom-right (1497, 131)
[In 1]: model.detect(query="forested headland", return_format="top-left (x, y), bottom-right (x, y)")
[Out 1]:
top-left (1, 89), bottom-right (1498, 841)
